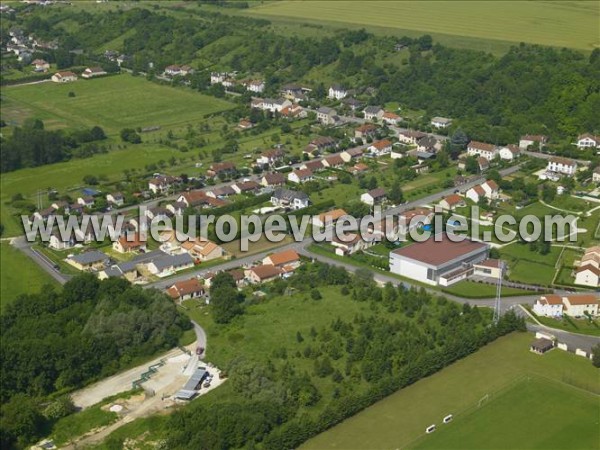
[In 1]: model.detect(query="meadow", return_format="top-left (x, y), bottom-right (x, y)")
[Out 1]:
top-left (1, 74), bottom-right (234, 134)
top-left (245, 1), bottom-right (600, 52)
top-left (303, 333), bottom-right (599, 450)
top-left (0, 242), bottom-right (58, 310)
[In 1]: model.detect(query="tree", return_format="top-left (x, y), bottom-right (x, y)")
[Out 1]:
top-left (0, 394), bottom-right (45, 449)
top-left (592, 344), bottom-right (600, 368)
top-left (388, 180), bottom-right (404, 204)
top-left (465, 156), bottom-right (479, 174)
top-left (210, 274), bottom-right (244, 324)
top-left (120, 128), bottom-right (142, 144)
top-left (90, 126), bottom-right (106, 141)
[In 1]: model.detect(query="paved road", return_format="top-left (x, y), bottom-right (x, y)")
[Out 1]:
top-left (11, 236), bottom-right (72, 284)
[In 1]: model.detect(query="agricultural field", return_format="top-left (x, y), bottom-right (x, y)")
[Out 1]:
top-left (1, 74), bottom-right (234, 134)
top-left (0, 242), bottom-right (58, 309)
top-left (245, 1), bottom-right (600, 52)
top-left (303, 333), bottom-right (599, 450)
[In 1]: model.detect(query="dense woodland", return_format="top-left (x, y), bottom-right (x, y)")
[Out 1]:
top-left (0, 275), bottom-right (191, 449)
top-left (107, 263), bottom-right (525, 449)
top-left (1, 6), bottom-right (598, 169)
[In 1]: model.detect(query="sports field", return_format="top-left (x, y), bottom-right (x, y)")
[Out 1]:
top-left (1, 74), bottom-right (234, 134)
top-left (247, 1), bottom-right (599, 51)
top-left (302, 333), bottom-right (599, 450)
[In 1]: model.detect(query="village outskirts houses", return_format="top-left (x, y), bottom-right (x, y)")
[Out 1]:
top-left (260, 172), bottom-right (286, 188)
top-left (355, 123), bottom-right (378, 140)
top-left (533, 294), bottom-right (599, 318)
top-left (106, 192), bottom-right (124, 207)
top-left (288, 168), bottom-right (313, 184)
top-left (519, 134), bottom-right (548, 150)
top-left (368, 139), bottom-right (392, 156)
top-left (316, 106), bottom-right (339, 125)
top-left (31, 58), bottom-right (49, 72)
top-left (465, 180), bottom-right (499, 203)
top-left (363, 105), bottom-right (384, 122)
top-left (498, 144), bottom-right (521, 161)
top-left (382, 111), bottom-right (402, 126)
top-left (167, 278), bottom-right (205, 304)
top-left (263, 249), bottom-right (301, 270)
top-left (467, 141), bottom-right (498, 160)
top-left (593, 167), bottom-right (600, 184)
top-left (430, 117), bottom-right (452, 129)
top-left (541, 157), bottom-right (578, 180)
top-left (361, 188), bottom-right (387, 206)
top-left (81, 66), bottom-right (107, 79)
top-left (148, 175), bottom-right (178, 194)
top-left (438, 194), bottom-right (466, 211)
top-left (574, 247), bottom-right (600, 288)
top-left (270, 188), bottom-right (310, 210)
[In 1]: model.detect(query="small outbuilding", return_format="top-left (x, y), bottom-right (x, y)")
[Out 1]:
top-left (530, 338), bottom-right (554, 355)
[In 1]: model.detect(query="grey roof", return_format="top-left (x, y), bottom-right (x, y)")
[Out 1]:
top-left (183, 368), bottom-right (207, 391)
top-left (133, 249), bottom-right (168, 264)
top-left (102, 266), bottom-right (123, 278)
top-left (272, 188), bottom-right (309, 202)
top-left (317, 106), bottom-right (335, 115)
top-left (364, 105), bottom-right (383, 114)
top-left (418, 135), bottom-right (438, 148)
top-left (416, 151), bottom-right (436, 159)
top-left (150, 253), bottom-right (194, 271)
top-left (70, 250), bottom-right (109, 265)
top-left (330, 84), bottom-right (346, 91)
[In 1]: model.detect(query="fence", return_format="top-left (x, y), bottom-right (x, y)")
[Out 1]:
top-left (131, 359), bottom-right (166, 389)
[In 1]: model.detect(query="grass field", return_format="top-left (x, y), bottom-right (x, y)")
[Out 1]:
top-left (245, 1), bottom-right (599, 52)
top-left (442, 280), bottom-right (537, 299)
top-left (0, 242), bottom-right (58, 310)
top-left (412, 377), bottom-right (599, 450)
top-left (1, 74), bottom-right (234, 134)
top-left (303, 333), bottom-right (599, 450)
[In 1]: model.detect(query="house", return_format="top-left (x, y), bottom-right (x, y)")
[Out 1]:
top-left (574, 265), bottom-right (600, 288)
top-left (148, 175), bottom-right (177, 194)
top-left (67, 250), bottom-right (109, 271)
top-left (116, 54), bottom-right (131, 67)
top-left (106, 192), bottom-right (124, 206)
top-left (261, 172), bottom-right (286, 187)
top-left (166, 201), bottom-right (187, 216)
top-left (519, 135), bottom-right (547, 150)
top-left (533, 295), bottom-right (564, 318)
top-left (280, 83), bottom-right (307, 100)
top-left (438, 194), bottom-right (465, 211)
top-left (288, 168), bottom-right (313, 184)
top-left (593, 167), bottom-right (600, 183)
top-left (31, 58), bottom-right (49, 72)
top-left (146, 253), bottom-right (194, 277)
top-left (280, 104), bottom-right (307, 119)
top-left (256, 148), bottom-right (285, 167)
top-left (271, 188), bottom-right (310, 210)
top-left (417, 136), bottom-right (441, 153)
top-left (575, 133), bottom-right (600, 149)
top-left (348, 162), bottom-right (369, 175)
top-left (342, 97), bottom-right (364, 111)
top-left (530, 338), bottom-right (554, 355)
top-left (98, 261), bottom-right (138, 282)
top-left (245, 264), bottom-right (282, 284)
top-left (394, 207), bottom-right (434, 238)
top-left (238, 119), bottom-right (254, 130)
top-left (81, 66), bottom-right (107, 78)
top-left (178, 190), bottom-right (208, 208)
top-left (316, 106), bottom-right (339, 125)
top-left (361, 188), bottom-right (386, 206)
top-left (256, 98), bottom-right (292, 113)
top-left (341, 147), bottom-right (364, 162)
top-left (472, 259), bottom-right (504, 280)
top-left (303, 159), bottom-right (325, 172)
top-left (430, 117), bottom-right (452, 129)
top-left (305, 136), bottom-right (337, 156)
top-left (33, 206), bottom-right (57, 222)
top-left (167, 278), bottom-right (205, 303)
top-left (164, 64), bottom-right (182, 76)
top-left (312, 208), bottom-right (348, 228)
top-left (145, 207), bottom-right (173, 221)
top-left (355, 123), bottom-right (378, 140)
top-left (323, 154), bottom-right (345, 168)
top-left (77, 196), bottom-right (95, 208)
top-left (245, 80), bottom-right (265, 93)
top-left (546, 157), bottom-right (577, 177)
top-left (477, 157), bottom-right (490, 172)
top-left (328, 84), bottom-right (348, 100)
top-left (562, 295), bottom-right (599, 317)
top-left (498, 144), bottom-right (521, 161)
top-left (207, 162), bottom-right (236, 178)
top-left (210, 72), bottom-right (229, 84)
top-left (113, 233), bottom-right (146, 253)
top-left (363, 105), bottom-right (384, 122)
top-left (382, 111), bottom-right (402, 126)
top-left (51, 71), bottom-right (77, 83)
top-left (389, 233), bottom-right (489, 286)
top-left (181, 238), bottom-right (224, 262)
top-left (331, 233), bottom-right (372, 256)
top-left (205, 185), bottom-right (236, 199)
top-left (467, 141), bottom-right (497, 160)
top-left (466, 180), bottom-right (499, 203)
top-left (263, 249), bottom-right (301, 269)
top-left (368, 139), bottom-right (392, 156)
top-left (49, 230), bottom-right (74, 250)
top-left (232, 180), bottom-right (261, 194)
top-left (398, 130), bottom-right (427, 145)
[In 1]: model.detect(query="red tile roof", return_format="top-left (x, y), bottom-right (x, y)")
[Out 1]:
top-left (392, 233), bottom-right (487, 266)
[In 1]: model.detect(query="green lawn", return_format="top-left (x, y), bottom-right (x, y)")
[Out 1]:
top-left (442, 280), bottom-right (537, 299)
top-left (245, 1), bottom-right (599, 52)
top-left (412, 377), bottom-right (599, 450)
top-left (0, 242), bottom-right (58, 311)
top-left (1, 73), bottom-right (234, 134)
top-left (500, 243), bottom-right (562, 286)
top-left (528, 308), bottom-right (600, 337)
top-left (51, 405), bottom-right (118, 446)
top-left (303, 333), bottom-right (599, 450)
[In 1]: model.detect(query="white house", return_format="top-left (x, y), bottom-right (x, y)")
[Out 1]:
top-left (430, 117), bottom-right (452, 129)
top-left (382, 111), bottom-right (402, 126)
top-left (328, 84), bottom-right (348, 100)
top-left (532, 295), bottom-right (564, 318)
top-left (51, 71), bottom-right (77, 83)
top-left (361, 188), bottom-right (386, 206)
top-left (368, 139), bottom-right (392, 156)
top-left (438, 194), bottom-right (465, 211)
top-left (81, 66), bottom-right (107, 78)
top-left (472, 259), bottom-right (504, 280)
top-left (288, 168), bottom-right (313, 184)
top-left (593, 167), bottom-right (600, 184)
top-left (148, 175), bottom-right (176, 194)
top-left (147, 253), bottom-right (194, 277)
top-left (245, 80), bottom-right (265, 93)
top-left (106, 192), bottom-right (124, 206)
top-left (398, 130), bottom-right (427, 145)
top-left (31, 58), bottom-right (49, 72)
top-left (466, 180), bottom-right (499, 203)
top-left (519, 135), bottom-right (547, 150)
top-left (575, 133), bottom-right (600, 149)
top-left (270, 188), bottom-right (310, 210)
top-left (498, 144), bottom-right (521, 161)
top-left (467, 141), bottom-right (497, 160)
top-left (546, 157), bottom-right (577, 177)
top-left (562, 295), bottom-right (599, 317)
top-left (575, 265), bottom-right (600, 288)
top-left (166, 278), bottom-right (205, 304)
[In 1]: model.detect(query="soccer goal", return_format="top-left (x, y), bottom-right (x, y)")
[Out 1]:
top-left (477, 393), bottom-right (489, 408)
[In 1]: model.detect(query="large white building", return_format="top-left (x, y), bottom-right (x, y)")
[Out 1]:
top-left (467, 141), bottom-right (497, 160)
top-left (546, 157), bottom-right (577, 177)
top-left (533, 294), bottom-right (599, 318)
top-left (389, 233), bottom-right (489, 286)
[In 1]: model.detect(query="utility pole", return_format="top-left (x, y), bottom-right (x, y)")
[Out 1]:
top-left (493, 261), bottom-right (505, 324)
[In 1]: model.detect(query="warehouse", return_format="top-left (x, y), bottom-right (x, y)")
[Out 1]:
top-left (389, 233), bottom-right (489, 286)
